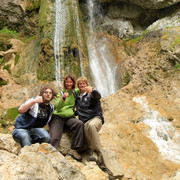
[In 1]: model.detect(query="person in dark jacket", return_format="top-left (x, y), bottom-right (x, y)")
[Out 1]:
top-left (76, 76), bottom-right (104, 161)
top-left (76, 77), bottom-right (124, 178)
top-left (12, 85), bottom-right (56, 148)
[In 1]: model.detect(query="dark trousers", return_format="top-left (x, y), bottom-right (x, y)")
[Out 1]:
top-left (49, 115), bottom-right (84, 149)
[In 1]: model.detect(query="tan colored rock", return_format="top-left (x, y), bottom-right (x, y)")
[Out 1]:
top-left (0, 150), bottom-right (17, 166)
top-left (9, 39), bottom-right (26, 55)
top-left (0, 143), bottom-right (85, 180)
top-left (0, 133), bottom-right (21, 155)
top-left (66, 156), bottom-right (109, 180)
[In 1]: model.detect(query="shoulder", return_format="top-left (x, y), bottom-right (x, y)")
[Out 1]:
top-left (74, 88), bottom-right (80, 94)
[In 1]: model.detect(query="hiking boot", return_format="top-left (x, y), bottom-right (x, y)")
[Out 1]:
top-left (69, 149), bottom-right (82, 162)
top-left (88, 151), bottom-right (98, 162)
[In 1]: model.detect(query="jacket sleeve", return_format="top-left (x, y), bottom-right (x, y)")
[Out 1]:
top-left (54, 93), bottom-right (64, 110)
top-left (91, 89), bottom-right (101, 100)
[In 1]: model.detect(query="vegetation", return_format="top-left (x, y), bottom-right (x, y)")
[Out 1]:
top-left (130, 29), bottom-right (149, 43)
top-left (175, 62), bottom-right (180, 69)
top-left (2, 108), bottom-right (19, 121)
top-left (123, 70), bottom-right (131, 85)
top-left (15, 54), bottom-right (20, 65)
top-left (0, 27), bottom-right (37, 44)
top-left (3, 64), bottom-right (11, 74)
top-left (0, 78), bottom-right (7, 86)
top-left (0, 57), bottom-right (3, 65)
top-left (26, 0), bottom-right (41, 11)
top-left (0, 108), bottom-right (19, 133)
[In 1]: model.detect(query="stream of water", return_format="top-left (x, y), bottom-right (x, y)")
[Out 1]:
top-left (133, 96), bottom-right (180, 163)
top-left (54, 0), bottom-right (67, 87)
top-left (54, 0), bottom-right (86, 88)
top-left (87, 0), bottom-right (119, 97)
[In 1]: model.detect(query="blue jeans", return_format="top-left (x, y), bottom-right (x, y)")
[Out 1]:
top-left (12, 128), bottom-right (51, 148)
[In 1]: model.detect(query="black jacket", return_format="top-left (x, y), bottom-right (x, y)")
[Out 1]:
top-left (76, 90), bottom-right (104, 124)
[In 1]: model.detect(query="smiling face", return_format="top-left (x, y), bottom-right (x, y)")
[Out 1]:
top-left (43, 88), bottom-right (53, 103)
top-left (65, 77), bottom-right (74, 90)
top-left (78, 80), bottom-right (87, 93)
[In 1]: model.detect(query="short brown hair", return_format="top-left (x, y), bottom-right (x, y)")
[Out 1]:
top-left (40, 85), bottom-right (57, 100)
top-left (63, 74), bottom-right (76, 89)
top-left (77, 76), bottom-right (88, 87)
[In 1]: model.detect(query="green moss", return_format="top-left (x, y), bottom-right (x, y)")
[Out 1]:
top-left (0, 57), bottom-right (4, 65)
top-left (0, 78), bottom-right (7, 86)
top-left (0, 27), bottom-right (37, 44)
top-left (0, 27), bottom-right (18, 38)
top-left (175, 62), bottom-right (180, 69)
top-left (15, 54), bottom-right (20, 65)
top-left (3, 108), bottom-right (19, 121)
top-left (26, 0), bottom-right (40, 11)
top-left (39, 0), bottom-right (50, 31)
top-left (123, 70), bottom-right (131, 85)
top-left (3, 64), bottom-right (11, 74)
top-left (130, 29), bottom-right (149, 43)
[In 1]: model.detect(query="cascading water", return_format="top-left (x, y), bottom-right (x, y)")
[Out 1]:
top-left (87, 0), bottom-right (119, 97)
top-left (133, 96), bottom-right (180, 163)
top-left (54, 0), bottom-right (67, 87)
top-left (54, 0), bottom-right (89, 88)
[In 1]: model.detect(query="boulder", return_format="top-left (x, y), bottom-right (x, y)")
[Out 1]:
top-left (0, 143), bottom-right (85, 180)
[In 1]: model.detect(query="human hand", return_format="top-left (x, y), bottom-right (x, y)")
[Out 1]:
top-left (34, 94), bottom-right (44, 103)
top-left (84, 85), bottom-right (93, 93)
top-left (63, 90), bottom-right (69, 99)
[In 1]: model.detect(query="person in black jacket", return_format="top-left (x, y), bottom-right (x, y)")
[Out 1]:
top-left (76, 76), bottom-right (104, 161)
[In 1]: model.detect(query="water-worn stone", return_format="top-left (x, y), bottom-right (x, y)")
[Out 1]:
top-left (98, 0), bottom-right (180, 9)
top-left (0, 143), bottom-right (85, 180)
top-left (0, 133), bottom-right (20, 154)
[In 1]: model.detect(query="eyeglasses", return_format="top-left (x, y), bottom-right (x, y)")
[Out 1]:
top-left (44, 91), bottom-right (52, 95)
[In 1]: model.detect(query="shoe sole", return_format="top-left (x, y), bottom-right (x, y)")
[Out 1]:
top-left (69, 153), bottom-right (82, 162)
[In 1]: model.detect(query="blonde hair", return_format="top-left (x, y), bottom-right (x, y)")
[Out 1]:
top-left (77, 76), bottom-right (88, 87)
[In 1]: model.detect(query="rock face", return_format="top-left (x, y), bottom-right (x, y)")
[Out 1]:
top-left (98, 0), bottom-right (180, 9)
top-left (0, 143), bottom-right (85, 180)
top-left (0, 0), bottom-right (39, 35)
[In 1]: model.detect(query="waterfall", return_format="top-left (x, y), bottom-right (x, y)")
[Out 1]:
top-left (54, 0), bottom-right (89, 88)
top-left (87, 0), bottom-right (119, 97)
top-left (133, 96), bottom-right (180, 163)
top-left (54, 0), bottom-right (67, 87)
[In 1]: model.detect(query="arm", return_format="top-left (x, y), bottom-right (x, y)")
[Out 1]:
top-left (18, 95), bottom-right (43, 113)
top-left (91, 89), bottom-right (101, 99)
top-left (84, 86), bottom-right (101, 100)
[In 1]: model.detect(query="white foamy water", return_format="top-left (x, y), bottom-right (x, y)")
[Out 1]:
top-left (133, 96), bottom-right (180, 163)
top-left (54, 0), bottom-right (85, 86)
top-left (54, 0), bottom-right (67, 86)
top-left (87, 0), bottom-right (119, 97)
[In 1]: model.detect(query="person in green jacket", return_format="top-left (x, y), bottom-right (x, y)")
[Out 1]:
top-left (49, 74), bottom-right (84, 161)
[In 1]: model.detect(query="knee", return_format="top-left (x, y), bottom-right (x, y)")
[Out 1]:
top-left (78, 120), bottom-right (84, 128)
top-left (43, 134), bottom-right (51, 143)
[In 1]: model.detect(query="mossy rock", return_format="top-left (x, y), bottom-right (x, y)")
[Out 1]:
top-left (0, 78), bottom-right (8, 86)
top-left (26, 0), bottom-right (41, 12)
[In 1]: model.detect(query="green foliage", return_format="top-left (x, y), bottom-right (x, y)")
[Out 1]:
top-left (15, 54), bottom-right (20, 65)
top-left (3, 108), bottom-right (19, 121)
top-left (175, 62), bottom-right (180, 69)
top-left (0, 57), bottom-right (4, 65)
top-left (0, 78), bottom-right (7, 86)
top-left (26, 0), bottom-right (40, 11)
top-left (0, 27), bottom-right (37, 44)
top-left (0, 27), bottom-right (18, 38)
top-left (3, 64), bottom-right (11, 74)
top-left (130, 29), bottom-right (149, 43)
top-left (123, 70), bottom-right (131, 85)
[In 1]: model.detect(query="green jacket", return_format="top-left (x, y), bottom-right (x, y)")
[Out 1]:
top-left (53, 88), bottom-right (79, 118)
